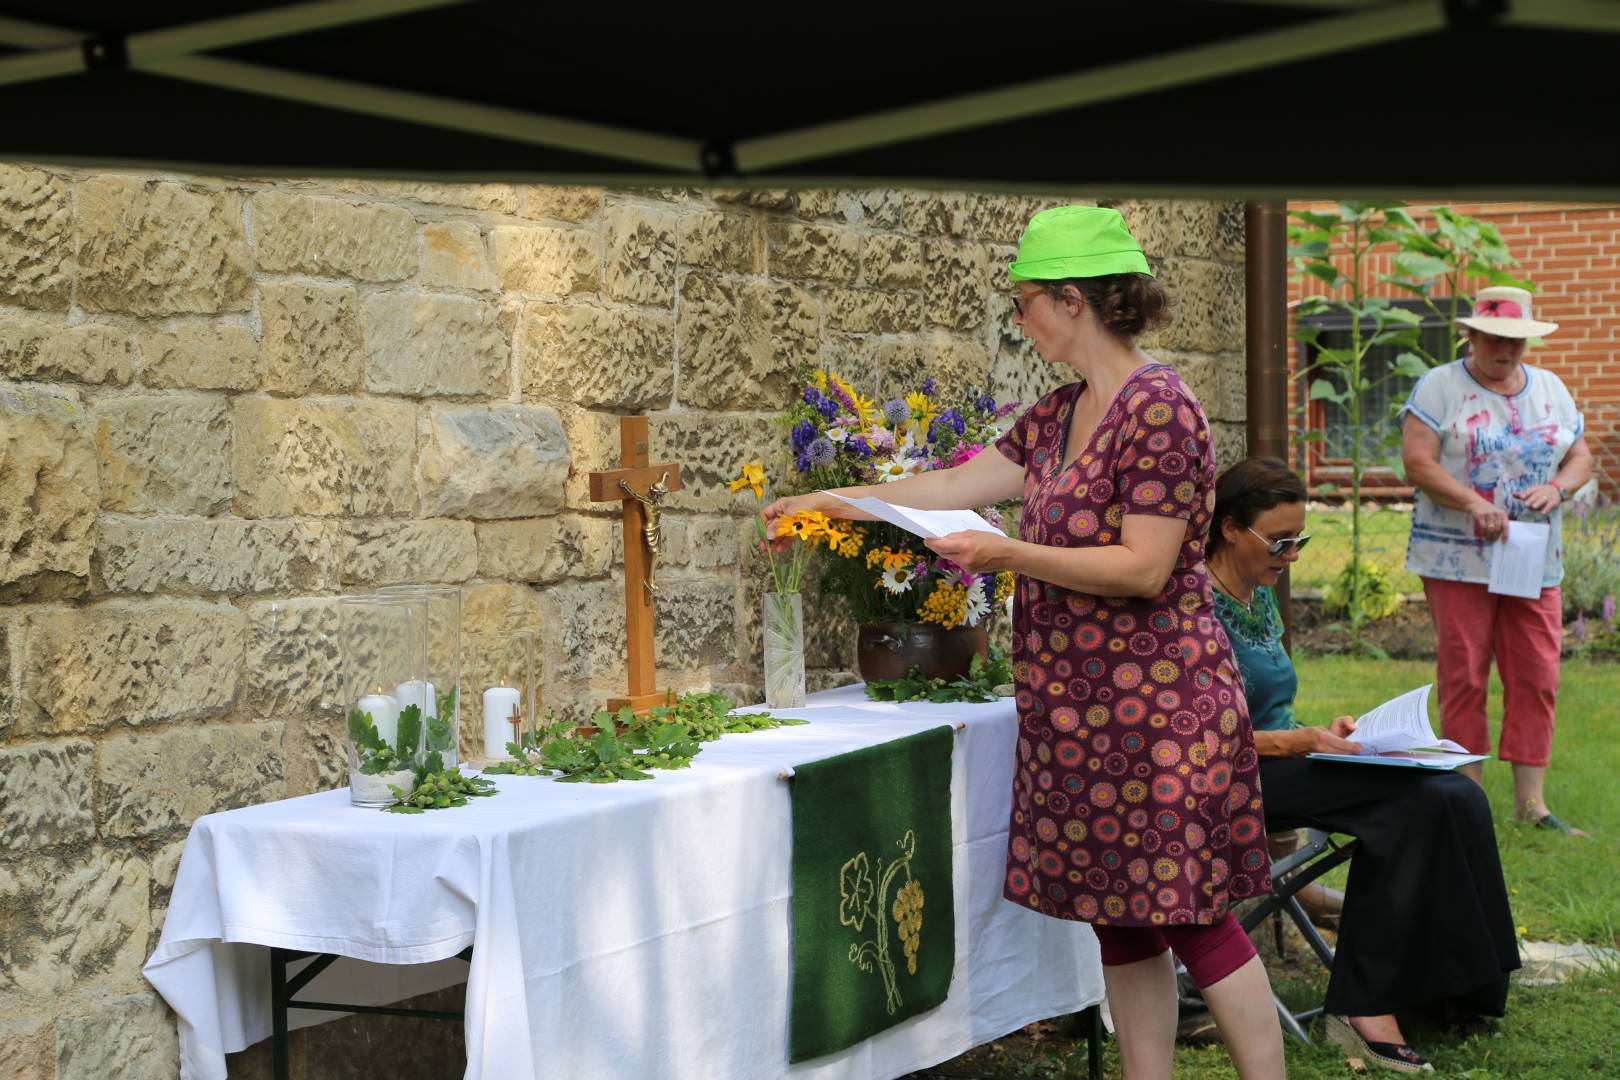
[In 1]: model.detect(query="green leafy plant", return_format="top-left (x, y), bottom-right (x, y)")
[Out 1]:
top-left (347, 703), bottom-right (423, 775)
top-left (646, 690), bottom-right (808, 741)
top-left (864, 647), bottom-right (1013, 704)
top-left (385, 770), bottom-right (498, 814)
top-left (483, 692), bottom-right (806, 784)
top-left (1322, 560), bottom-right (1403, 623)
top-left (1289, 202), bottom-right (1521, 646)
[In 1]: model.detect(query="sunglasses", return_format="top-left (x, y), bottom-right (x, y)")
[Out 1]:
top-left (1012, 287), bottom-right (1076, 316)
top-left (1247, 525), bottom-right (1311, 556)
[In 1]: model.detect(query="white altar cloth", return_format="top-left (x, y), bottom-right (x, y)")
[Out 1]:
top-left (145, 686), bottom-right (1103, 1079)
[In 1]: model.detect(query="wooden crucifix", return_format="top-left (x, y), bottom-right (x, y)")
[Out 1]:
top-left (587, 416), bottom-right (684, 715)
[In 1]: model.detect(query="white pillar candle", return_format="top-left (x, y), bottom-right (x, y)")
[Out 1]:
top-left (394, 679), bottom-right (438, 723)
top-left (357, 692), bottom-right (400, 749)
top-left (483, 686), bottom-right (521, 760)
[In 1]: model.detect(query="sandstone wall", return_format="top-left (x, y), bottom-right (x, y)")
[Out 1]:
top-left (0, 162), bottom-right (1246, 1076)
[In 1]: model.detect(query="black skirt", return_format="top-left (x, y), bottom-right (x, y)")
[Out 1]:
top-left (1259, 757), bottom-right (1520, 1018)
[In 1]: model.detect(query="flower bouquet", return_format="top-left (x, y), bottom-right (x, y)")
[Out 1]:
top-left (779, 368), bottom-right (1020, 679)
top-left (730, 461), bottom-right (851, 707)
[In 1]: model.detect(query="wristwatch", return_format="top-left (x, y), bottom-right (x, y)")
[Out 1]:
top-left (1552, 480), bottom-right (1570, 501)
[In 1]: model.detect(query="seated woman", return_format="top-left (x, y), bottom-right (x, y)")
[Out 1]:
top-left (1208, 457), bottom-right (1520, 1074)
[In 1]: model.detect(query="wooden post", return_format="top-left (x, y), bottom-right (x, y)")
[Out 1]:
top-left (587, 416), bottom-right (683, 715)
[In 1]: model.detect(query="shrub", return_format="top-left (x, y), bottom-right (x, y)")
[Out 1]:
top-left (1323, 560), bottom-right (1404, 622)
top-left (1561, 503), bottom-right (1620, 620)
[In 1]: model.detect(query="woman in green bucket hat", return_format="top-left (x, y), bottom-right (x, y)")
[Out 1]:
top-left (766, 206), bottom-right (1283, 1078)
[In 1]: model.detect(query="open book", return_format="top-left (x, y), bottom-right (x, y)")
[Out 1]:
top-left (825, 492), bottom-right (1004, 541)
top-left (1306, 684), bottom-right (1487, 770)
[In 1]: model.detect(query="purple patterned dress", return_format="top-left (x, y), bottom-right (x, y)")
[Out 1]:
top-left (994, 364), bottom-right (1270, 926)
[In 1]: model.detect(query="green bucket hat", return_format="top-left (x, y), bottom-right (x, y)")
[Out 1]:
top-left (1007, 205), bottom-right (1152, 281)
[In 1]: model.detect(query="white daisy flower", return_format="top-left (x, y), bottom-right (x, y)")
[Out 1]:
top-left (876, 456), bottom-right (919, 483)
top-left (827, 426), bottom-right (848, 442)
top-left (963, 579), bottom-right (991, 626)
top-left (881, 566), bottom-right (915, 594)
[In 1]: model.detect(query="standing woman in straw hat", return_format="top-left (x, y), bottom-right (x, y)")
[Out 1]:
top-left (1401, 285), bottom-right (1594, 835)
top-left (764, 206), bottom-right (1285, 1077)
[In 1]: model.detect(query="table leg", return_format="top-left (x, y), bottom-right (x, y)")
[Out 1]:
top-left (1083, 1004), bottom-right (1104, 1080)
top-left (270, 948), bottom-right (290, 1080)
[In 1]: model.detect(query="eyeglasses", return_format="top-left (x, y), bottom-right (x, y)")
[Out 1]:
top-left (1012, 292), bottom-right (1041, 316)
top-left (1247, 525), bottom-right (1311, 556)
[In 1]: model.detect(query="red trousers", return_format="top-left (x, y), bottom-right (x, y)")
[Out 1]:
top-left (1422, 577), bottom-right (1562, 767)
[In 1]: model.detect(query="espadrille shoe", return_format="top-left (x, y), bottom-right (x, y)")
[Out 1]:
top-left (1324, 1015), bottom-right (1434, 1074)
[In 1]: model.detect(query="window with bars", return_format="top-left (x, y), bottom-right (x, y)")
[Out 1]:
top-left (1300, 300), bottom-right (1458, 463)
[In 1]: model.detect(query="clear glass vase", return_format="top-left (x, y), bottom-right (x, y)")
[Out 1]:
top-left (761, 592), bottom-right (806, 709)
top-left (338, 594), bottom-right (426, 808)
top-left (379, 584), bottom-right (462, 771)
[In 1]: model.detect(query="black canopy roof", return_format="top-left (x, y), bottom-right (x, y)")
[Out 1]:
top-left (2, 0), bottom-right (1617, 196)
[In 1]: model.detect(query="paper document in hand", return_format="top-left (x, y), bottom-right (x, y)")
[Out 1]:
top-left (1351, 684), bottom-right (1471, 756)
top-left (825, 493), bottom-right (1004, 540)
top-left (1488, 521), bottom-right (1550, 599)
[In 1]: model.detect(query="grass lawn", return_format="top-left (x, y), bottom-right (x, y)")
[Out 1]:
top-left (916, 657), bottom-right (1620, 1079)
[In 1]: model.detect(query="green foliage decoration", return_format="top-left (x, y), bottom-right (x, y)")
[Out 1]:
top-left (482, 692), bottom-right (808, 784)
top-left (386, 770), bottom-right (498, 814)
top-left (864, 647), bottom-right (1013, 704)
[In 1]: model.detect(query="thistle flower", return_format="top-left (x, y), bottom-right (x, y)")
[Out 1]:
top-left (883, 398), bottom-right (911, 425)
top-left (806, 437), bottom-right (837, 466)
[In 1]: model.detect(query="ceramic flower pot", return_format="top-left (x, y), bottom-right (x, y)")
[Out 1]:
top-left (856, 621), bottom-right (989, 684)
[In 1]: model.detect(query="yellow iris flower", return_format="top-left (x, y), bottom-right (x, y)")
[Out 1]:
top-left (727, 461), bottom-right (768, 499)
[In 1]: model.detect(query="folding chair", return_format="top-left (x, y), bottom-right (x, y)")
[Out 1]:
top-left (1237, 828), bottom-right (1359, 1043)
top-left (1174, 828), bottom-right (1358, 1045)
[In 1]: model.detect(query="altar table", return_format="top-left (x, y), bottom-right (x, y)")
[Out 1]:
top-left (145, 686), bottom-right (1105, 1079)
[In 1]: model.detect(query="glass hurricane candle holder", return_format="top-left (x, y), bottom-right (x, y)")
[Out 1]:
top-left (338, 594), bottom-right (426, 808)
top-left (379, 584), bottom-right (462, 771)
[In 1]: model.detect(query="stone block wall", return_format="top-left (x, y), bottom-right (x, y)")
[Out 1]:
top-left (0, 161), bottom-right (1246, 1076)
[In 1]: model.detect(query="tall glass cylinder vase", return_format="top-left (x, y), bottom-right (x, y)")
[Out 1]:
top-left (379, 585), bottom-right (462, 771)
top-left (761, 592), bottom-right (806, 709)
top-left (338, 595), bottom-right (426, 808)
top-left (467, 630), bottom-right (536, 763)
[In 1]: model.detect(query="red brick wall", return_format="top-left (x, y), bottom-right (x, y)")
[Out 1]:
top-left (1286, 201), bottom-right (1620, 498)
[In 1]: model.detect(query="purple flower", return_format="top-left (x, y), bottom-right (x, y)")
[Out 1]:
top-left (1575, 612), bottom-right (1589, 640)
top-left (974, 390), bottom-right (997, 415)
top-left (845, 436), bottom-right (874, 458)
top-left (803, 386), bottom-right (838, 420)
top-left (1605, 593), bottom-right (1617, 629)
top-left (806, 438), bottom-right (837, 466)
top-left (825, 379), bottom-right (856, 411)
top-left (927, 409), bottom-right (966, 443)
top-left (790, 419), bottom-right (817, 454)
top-left (921, 377), bottom-right (937, 395)
top-left (883, 399), bottom-right (911, 425)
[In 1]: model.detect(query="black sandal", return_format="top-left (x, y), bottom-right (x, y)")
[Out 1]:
top-left (1533, 810), bottom-right (1585, 835)
top-left (1324, 1015), bottom-right (1434, 1074)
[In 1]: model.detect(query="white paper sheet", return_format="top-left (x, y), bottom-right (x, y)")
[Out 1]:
top-left (1349, 684), bottom-right (1471, 756)
top-left (1305, 749), bottom-right (1488, 770)
top-left (1488, 520), bottom-right (1550, 599)
top-left (826, 493), bottom-right (1004, 540)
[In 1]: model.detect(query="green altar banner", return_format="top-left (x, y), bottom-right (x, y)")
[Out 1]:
top-left (788, 725), bottom-right (955, 1062)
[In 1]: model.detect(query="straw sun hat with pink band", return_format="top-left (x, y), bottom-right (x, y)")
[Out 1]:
top-left (1455, 285), bottom-right (1559, 339)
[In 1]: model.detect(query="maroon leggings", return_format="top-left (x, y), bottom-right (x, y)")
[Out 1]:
top-left (1092, 911), bottom-right (1255, 989)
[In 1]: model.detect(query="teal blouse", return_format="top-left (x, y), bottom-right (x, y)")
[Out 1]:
top-left (1212, 585), bottom-right (1298, 731)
